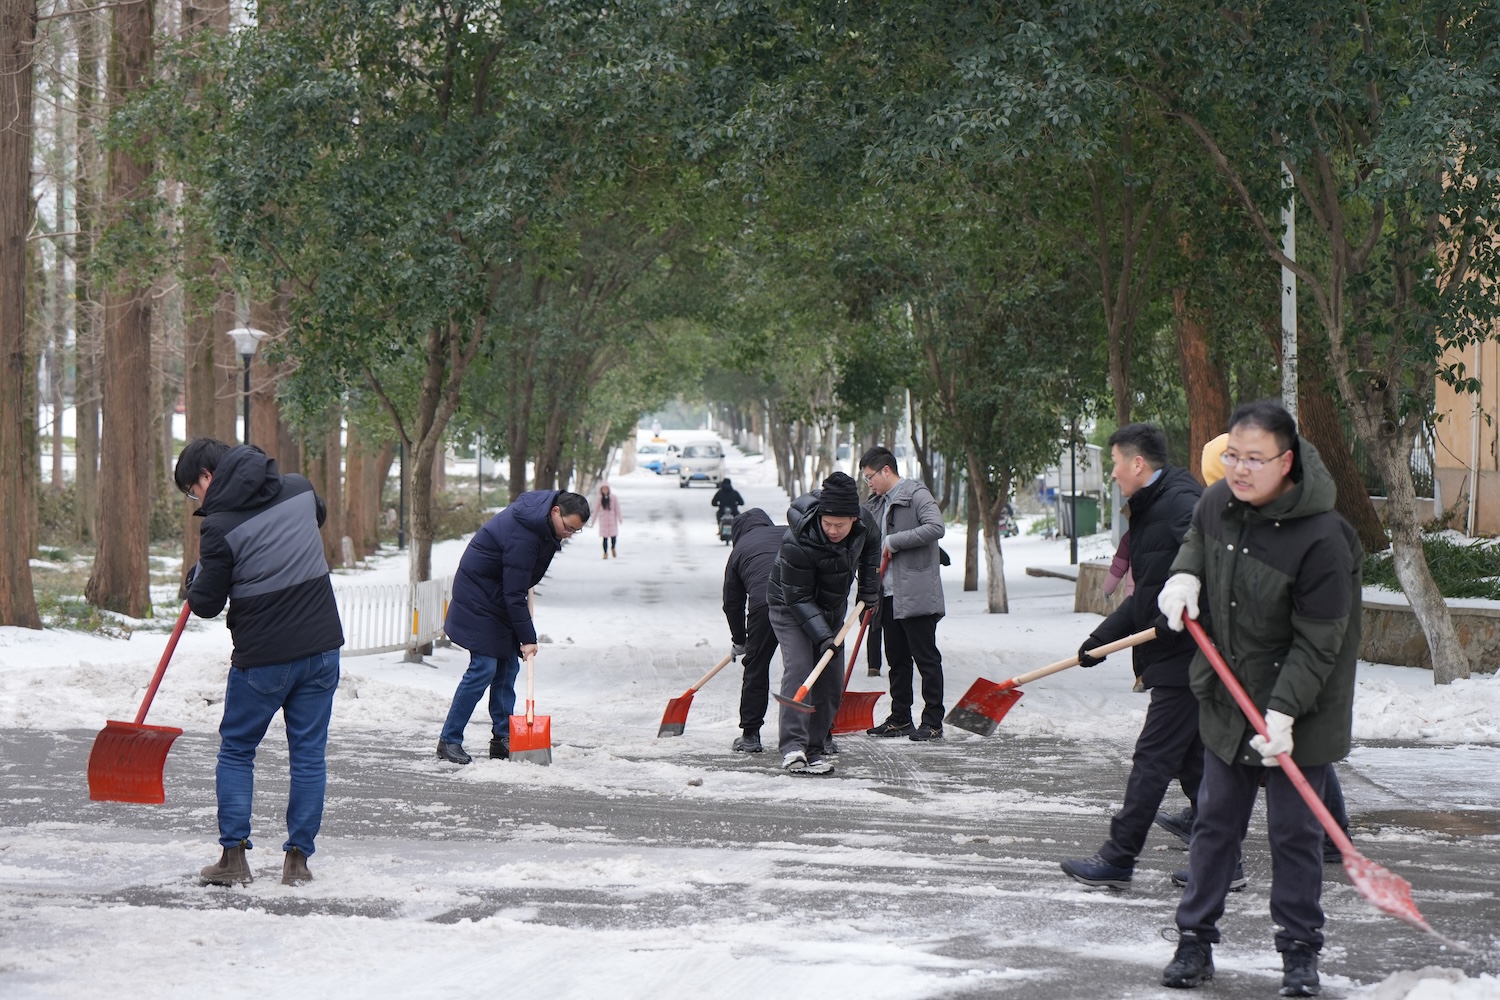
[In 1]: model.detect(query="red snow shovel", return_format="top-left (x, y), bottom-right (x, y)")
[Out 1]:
top-left (832, 553), bottom-right (889, 735)
top-left (87, 602), bottom-right (190, 804)
top-left (657, 653), bottom-right (735, 738)
top-left (508, 652), bottom-right (551, 765)
top-left (773, 602), bottom-right (865, 714)
top-left (1184, 618), bottom-right (1465, 948)
top-left (945, 627), bottom-right (1159, 736)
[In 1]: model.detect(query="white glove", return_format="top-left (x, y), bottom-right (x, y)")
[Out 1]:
top-left (1157, 573), bottom-right (1201, 631)
top-left (730, 643), bottom-right (746, 661)
top-left (1249, 710), bottom-right (1295, 766)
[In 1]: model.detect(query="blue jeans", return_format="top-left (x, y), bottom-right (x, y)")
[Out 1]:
top-left (216, 649), bottom-right (340, 855)
top-left (440, 650), bottom-right (521, 744)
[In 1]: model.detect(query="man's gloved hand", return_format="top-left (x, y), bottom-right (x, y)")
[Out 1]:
top-left (857, 592), bottom-right (879, 610)
top-left (184, 563), bottom-right (199, 588)
top-left (1153, 612), bottom-right (1174, 639)
top-left (1077, 634), bottom-right (1106, 668)
top-left (1157, 573), bottom-right (1201, 631)
top-left (1249, 710), bottom-right (1295, 766)
top-left (730, 642), bottom-right (746, 661)
top-left (817, 636), bottom-right (840, 660)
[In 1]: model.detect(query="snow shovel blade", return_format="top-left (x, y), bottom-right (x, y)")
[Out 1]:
top-left (1341, 851), bottom-right (1435, 937)
top-left (87, 721), bottom-right (184, 804)
top-left (657, 691), bottom-right (694, 738)
top-left (832, 690), bottom-right (884, 734)
top-left (772, 690), bottom-right (816, 714)
top-left (944, 678), bottom-right (1022, 736)
top-left (508, 709), bottom-right (552, 765)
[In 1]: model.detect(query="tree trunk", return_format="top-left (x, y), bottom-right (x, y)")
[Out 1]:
top-left (72, 0), bottom-right (101, 546)
top-left (309, 409), bottom-right (344, 567)
top-left (965, 455), bottom-right (1010, 613)
top-left (0, 0), bottom-right (40, 626)
top-left (1294, 348), bottom-right (1388, 555)
top-left (963, 479), bottom-right (979, 592)
top-left (1173, 287), bottom-right (1229, 482)
top-left (85, 0), bottom-right (154, 618)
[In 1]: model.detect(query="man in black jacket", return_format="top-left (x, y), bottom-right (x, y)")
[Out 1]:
top-left (767, 472), bottom-right (880, 774)
top-left (1061, 424), bottom-right (1206, 889)
top-left (722, 508), bottom-right (785, 753)
top-left (177, 438), bottom-right (344, 888)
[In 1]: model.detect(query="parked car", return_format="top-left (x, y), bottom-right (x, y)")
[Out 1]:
top-left (677, 441), bottom-right (726, 488)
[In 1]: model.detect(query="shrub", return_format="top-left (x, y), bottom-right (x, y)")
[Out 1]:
top-left (1364, 535), bottom-right (1500, 600)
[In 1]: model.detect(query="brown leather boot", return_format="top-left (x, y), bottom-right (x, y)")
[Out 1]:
top-left (200, 845), bottom-right (252, 886)
top-left (282, 848), bottom-right (313, 885)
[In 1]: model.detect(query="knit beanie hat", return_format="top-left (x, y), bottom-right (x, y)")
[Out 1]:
top-left (819, 471), bottom-right (861, 516)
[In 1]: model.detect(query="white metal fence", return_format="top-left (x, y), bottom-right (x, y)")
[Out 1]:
top-left (335, 576), bottom-right (454, 656)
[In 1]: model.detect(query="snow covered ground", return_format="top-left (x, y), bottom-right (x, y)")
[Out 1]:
top-left (2, 440), bottom-right (1498, 999)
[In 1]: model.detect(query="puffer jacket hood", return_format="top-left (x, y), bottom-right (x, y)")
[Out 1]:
top-left (197, 445), bottom-right (282, 516)
top-left (730, 506), bottom-right (774, 545)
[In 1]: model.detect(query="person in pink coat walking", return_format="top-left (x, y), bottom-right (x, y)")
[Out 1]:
top-left (595, 482), bottom-right (623, 558)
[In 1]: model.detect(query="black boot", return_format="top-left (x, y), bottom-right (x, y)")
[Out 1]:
top-left (732, 730), bottom-right (763, 753)
top-left (1279, 942), bottom-right (1320, 996)
top-left (436, 740), bottom-right (471, 765)
top-left (1161, 930), bottom-right (1214, 988)
top-left (490, 736), bottom-right (510, 760)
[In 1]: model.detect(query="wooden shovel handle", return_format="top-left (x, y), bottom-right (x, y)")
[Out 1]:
top-left (798, 601), bottom-right (866, 696)
top-left (688, 653), bottom-right (735, 694)
top-left (1001, 627), bottom-right (1159, 691)
top-left (524, 652), bottom-right (535, 725)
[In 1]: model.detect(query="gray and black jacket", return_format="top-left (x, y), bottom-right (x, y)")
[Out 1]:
top-left (188, 445), bottom-right (344, 668)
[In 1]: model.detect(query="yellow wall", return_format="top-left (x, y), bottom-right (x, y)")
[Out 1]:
top-left (1434, 339), bottom-right (1500, 535)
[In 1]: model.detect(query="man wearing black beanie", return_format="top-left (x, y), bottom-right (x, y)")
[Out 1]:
top-left (765, 472), bottom-right (881, 774)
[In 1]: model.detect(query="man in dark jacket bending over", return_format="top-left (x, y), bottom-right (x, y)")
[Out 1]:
top-left (437, 489), bottom-right (591, 765)
top-left (1061, 423), bottom-right (1206, 889)
top-left (766, 472), bottom-right (880, 775)
top-left (723, 508), bottom-right (785, 754)
top-left (179, 438), bottom-right (344, 888)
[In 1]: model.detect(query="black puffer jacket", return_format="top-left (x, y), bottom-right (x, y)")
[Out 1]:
top-left (722, 508), bottom-right (783, 644)
top-left (1086, 465), bottom-right (1202, 687)
top-left (766, 490), bottom-right (881, 650)
top-left (1170, 438), bottom-right (1362, 767)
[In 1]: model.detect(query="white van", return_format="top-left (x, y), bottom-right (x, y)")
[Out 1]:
top-left (677, 441), bottom-right (726, 488)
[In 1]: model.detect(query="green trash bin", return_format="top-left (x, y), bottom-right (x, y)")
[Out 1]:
top-left (1060, 494), bottom-right (1099, 537)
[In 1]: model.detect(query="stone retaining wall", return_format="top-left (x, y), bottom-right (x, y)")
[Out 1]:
top-left (1071, 560), bottom-right (1499, 674)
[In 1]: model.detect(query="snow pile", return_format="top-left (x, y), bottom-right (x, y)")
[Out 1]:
top-left (1360, 967), bottom-right (1500, 1000)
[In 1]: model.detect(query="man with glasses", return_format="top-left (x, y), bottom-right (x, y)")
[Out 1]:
top-left (175, 437), bottom-right (344, 887)
top-left (437, 489), bottom-right (591, 765)
top-left (859, 446), bottom-right (948, 741)
top-left (1156, 400), bottom-right (1361, 996)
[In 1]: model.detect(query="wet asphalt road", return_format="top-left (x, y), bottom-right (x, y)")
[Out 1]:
top-left (2, 725), bottom-right (1496, 999)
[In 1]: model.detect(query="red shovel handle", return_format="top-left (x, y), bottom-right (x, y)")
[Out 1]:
top-left (1183, 618), bottom-right (1354, 856)
top-left (134, 603), bottom-right (192, 725)
top-left (842, 552), bottom-right (890, 692)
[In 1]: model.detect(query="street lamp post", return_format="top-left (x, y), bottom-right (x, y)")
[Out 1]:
top-left (226, 328), bottom-right (267, 446)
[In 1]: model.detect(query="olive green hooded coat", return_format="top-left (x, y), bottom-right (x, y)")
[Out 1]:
top-left (1170, 437), bottom-right (1362, 768)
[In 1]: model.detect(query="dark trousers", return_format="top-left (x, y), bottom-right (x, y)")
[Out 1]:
top-left (881, 596), bottom-right (944, 729)
top-left (601, 536), bottom-right (616, 555)
top-left (738, 604), bottom-right (777, 733)
top-left (1098, 684), bottom-right (1203, 867)
top-left (1177, 751), bottom-right (1329, 951)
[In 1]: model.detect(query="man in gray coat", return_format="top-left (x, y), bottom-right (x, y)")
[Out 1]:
top-left (859, 446), bottom-right (948, 741)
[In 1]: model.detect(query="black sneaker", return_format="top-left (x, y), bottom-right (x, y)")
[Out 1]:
top-left (1323, 838), bottom-right (1344, 864)
top-left (732, 731), bottom-right (763, 753)
top-left (1154, 806), bottom-right (1195, 847)
top-left (1279, 941), bottom-right (1320, 996)
top-left (490, 736), bottom-right (510, 760)
top-left (867, 665), bottom-right (881, 677)
top-left (1161, 930), bottom-right (1214, 988)
top-left (908, 724), bottom-right (944, 742)
top-left (1060, 854), bottom-right (1133, 889)
top-left (436, 740), bottom-right (471, 765)
top-left (1170, 862), bottom-right (1247, 891)
top-left (866, 719), bottom-right (914, 738)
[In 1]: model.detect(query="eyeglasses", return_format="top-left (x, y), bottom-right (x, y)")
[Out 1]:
top-left (1220, 449), bottom-right (1288, 472)
top-left (557, 517), bottom-right (584, 536)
